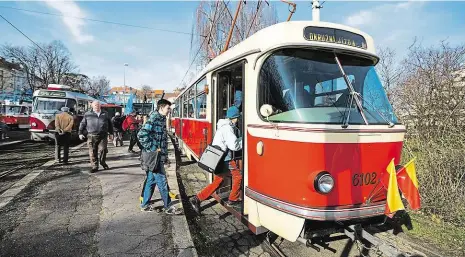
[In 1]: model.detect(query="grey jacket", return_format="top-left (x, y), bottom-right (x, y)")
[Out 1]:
top-left (79, 111), bottom-right (113, 136)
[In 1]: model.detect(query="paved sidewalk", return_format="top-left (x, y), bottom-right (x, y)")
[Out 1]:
top-left (0, 139), bottom-right (197, 257)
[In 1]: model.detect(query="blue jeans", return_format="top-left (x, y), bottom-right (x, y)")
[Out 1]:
top-left (141, 164), bottom-right (171, 208)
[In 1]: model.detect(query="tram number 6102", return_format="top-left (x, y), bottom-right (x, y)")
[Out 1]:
top-left (352, 172), bottom-right (377, 186)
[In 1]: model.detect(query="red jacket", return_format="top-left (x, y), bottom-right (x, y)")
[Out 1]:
top-left (122, 115), bottom-right (140, 131)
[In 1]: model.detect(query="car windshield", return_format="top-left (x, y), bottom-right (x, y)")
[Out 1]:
top-left (34, 97), bottom-right (76, 114)
top-left (259, 48), bottom-right (398, 125)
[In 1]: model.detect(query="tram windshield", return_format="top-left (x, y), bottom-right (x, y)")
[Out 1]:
top-left (259, 48), bottom-right (398, 125)
top-left (33, 97), bottom-right (76, 114)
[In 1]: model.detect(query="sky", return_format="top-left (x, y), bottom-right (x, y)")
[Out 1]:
top-left (0, 1), bottom-right (464, 92)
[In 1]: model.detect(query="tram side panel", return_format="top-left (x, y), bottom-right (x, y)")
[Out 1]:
top-left (180, 118), bottom-right (212, 159)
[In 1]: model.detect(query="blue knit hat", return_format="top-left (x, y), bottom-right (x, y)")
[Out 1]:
top-left (226, 106), bottom-right (240, 119)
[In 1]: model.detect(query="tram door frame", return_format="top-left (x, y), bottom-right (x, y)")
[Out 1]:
top-left (212, 60), bottom-right (246, 214)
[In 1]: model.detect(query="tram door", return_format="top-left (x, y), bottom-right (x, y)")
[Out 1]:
top-left (213, 61), bottom-right (244, 213)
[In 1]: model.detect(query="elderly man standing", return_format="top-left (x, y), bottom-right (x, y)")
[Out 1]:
top-left (79, 101), bottom-right (113, 172)
top-left (55, 106), bottom-right (74, 164)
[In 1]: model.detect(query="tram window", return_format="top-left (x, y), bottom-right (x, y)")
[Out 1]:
top-left (182, 100), bottom-right (188, 118)
top-left (188, 98), bottom-right (195, 118)
top-left (196, 93), bottom-right (206, 119)
top-left (259, 48), bottom-right (397, 124)
top-left (34, 97), bottom-right (68, 113)
top-left (77, 100), bottom-right (88, 114)
top-left (196, 78), bottom-right (206, 94)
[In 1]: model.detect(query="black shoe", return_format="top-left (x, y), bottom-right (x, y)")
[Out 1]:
top-left (63, 161), bottom-right (69, 165)
top-left (90, 168), bottom-right (98, 173)
top-left (128, 149), bottom-right (137, 154)
top-left (190, 196), bottom-right (201, 214)
top-left (102, 164), bottom-right (110, 170)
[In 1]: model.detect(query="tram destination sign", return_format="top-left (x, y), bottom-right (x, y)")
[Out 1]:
top-left (303, 26), bottom-right (367, 50)
top-left (38, 90), bottom-right (67, 98)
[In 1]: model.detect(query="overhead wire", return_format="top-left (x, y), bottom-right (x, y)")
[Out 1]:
top-left (0, 5), bottom-right (206, 37)
top-left (0, 13), bottom-right (47, 53)
top-left (178, 1), bottom-right (230, 88)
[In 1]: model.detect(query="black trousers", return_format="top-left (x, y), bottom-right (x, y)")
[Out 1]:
top-left (55, 132), bottom-right (71, 163)
top-left (129, 130), bottom-right (142, 151)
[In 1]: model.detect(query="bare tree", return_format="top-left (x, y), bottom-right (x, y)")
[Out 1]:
top-left (140, 84), bottom-right (153, 103)
top-left (191, 1), bottom-right (278, 71)
top-left (62, 73), bottom-right (90, 93)
top-left (87, 76), bottom-right (110, 98)
top-left (1, 40), bottom-right (77, 92)
top-left (396, 40), bottom-right (465, 135)
top-left (376, 46), bottom-right (402, 103)
top-left (395, 40), bottom-right (465, 224)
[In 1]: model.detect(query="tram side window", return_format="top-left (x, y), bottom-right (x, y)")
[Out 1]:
top-left (77, 100), bottom-right (87, 115)
top-left (196, 77), bottom-right (207, 119)
top-left (196, 94), bottom-right (206, 119)
top-left (188, 98), bottom-right (195, 118)
top-left (182, 97), bottom-right (188, 118)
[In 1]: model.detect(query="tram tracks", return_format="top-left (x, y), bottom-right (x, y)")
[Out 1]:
top-left (0, 141), bottom-right (56, 194)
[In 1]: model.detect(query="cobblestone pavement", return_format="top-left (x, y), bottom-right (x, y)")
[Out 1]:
top-left (177, 155), bottom-right (271, 257)
top-left (176, 153), bottom-right (429, 257)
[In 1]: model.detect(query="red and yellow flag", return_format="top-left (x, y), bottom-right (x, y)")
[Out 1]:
top-left (397, 158), bottom-right (421, 210)
top-left (385, 159), bottom-right (405, 217)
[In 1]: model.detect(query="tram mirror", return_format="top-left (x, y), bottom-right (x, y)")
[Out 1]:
top-left (260, 104), bottom-right (276, 118)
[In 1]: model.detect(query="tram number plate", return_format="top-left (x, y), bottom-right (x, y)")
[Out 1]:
top-left (352, 172), bottom-right (377, 186)
top-left (42, 115), bottom-right (52, 119)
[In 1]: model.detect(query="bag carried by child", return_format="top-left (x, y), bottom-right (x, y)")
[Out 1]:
top-left (198, 145), bottom-right (227, 174)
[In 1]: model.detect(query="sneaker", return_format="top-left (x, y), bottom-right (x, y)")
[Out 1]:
top-left (141, 205), bottom-right (156, 212)
top-left (102, 164), bottom-right (110, 170)
top-left (128, 149), bottom-right (137, 154)
top-left (190, 196), bottom-right (201, 214)
top-left (169, 191), bottom-right (180, 200)
top-left (226, 199), bottom-right (242, 207)
top-left (164, 206), bottom-right (183, 215)
top-left (90, 168), bottom-right (98, 173)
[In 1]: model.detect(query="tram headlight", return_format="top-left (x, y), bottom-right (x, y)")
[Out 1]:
top-left (315, 172), bottom-right (334, 194)
top-left (31, 122), bottom-right (37, 127)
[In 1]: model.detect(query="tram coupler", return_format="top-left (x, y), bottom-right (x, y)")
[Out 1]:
top-left (344, 224), bottom-right (411, 257)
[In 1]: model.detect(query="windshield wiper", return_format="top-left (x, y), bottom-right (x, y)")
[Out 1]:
top-left (334, 54), bottom-right (368, 128)
top-left (357, 95), bottom-right (395, 127)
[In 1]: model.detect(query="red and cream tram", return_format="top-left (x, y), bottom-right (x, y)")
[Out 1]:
top-left (0, 101), bottom-right (31, 129)
top-left (173, 19), bottom-right (411, 253)
top-left (30, 84), bottom-right (99, 141)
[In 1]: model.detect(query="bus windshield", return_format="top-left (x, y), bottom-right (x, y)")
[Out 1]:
top-left (259, 48), bottom-right (398, 125)
top-left (34, 97), bottom-right (76, 114)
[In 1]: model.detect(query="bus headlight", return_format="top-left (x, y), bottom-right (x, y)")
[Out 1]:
top-left (31, 122), bottom-right (37, 127)
top-left (314, 172), bottom-right (334, 194)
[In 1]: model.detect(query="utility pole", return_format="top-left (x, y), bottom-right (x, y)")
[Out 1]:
top-left (123, 63), bottom-right (128, 105)
top-left (312, 0), bottom-right (321, 22)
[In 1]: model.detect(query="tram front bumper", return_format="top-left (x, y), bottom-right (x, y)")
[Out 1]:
top-left (245, 187), bottom-right (386, 221)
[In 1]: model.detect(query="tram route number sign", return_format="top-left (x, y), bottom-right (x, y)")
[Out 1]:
top-left (38, 90), bottom-right (66, 98)
top-left (303, 26), bottom-right (367, 50)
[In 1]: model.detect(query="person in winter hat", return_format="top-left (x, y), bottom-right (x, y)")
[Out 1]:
top-left (190, 106), bottom-right (243, 214)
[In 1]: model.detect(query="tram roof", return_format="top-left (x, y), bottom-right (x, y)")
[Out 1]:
top-left (179, 21), bottom-right (377, 98)
top-left (33, 89), bottom-right (101, 103)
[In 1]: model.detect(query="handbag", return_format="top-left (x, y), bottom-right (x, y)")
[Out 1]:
top-left (198, 145), bottom-right (227, 174)
top-left (141, 151), bottom-right (160, 172)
